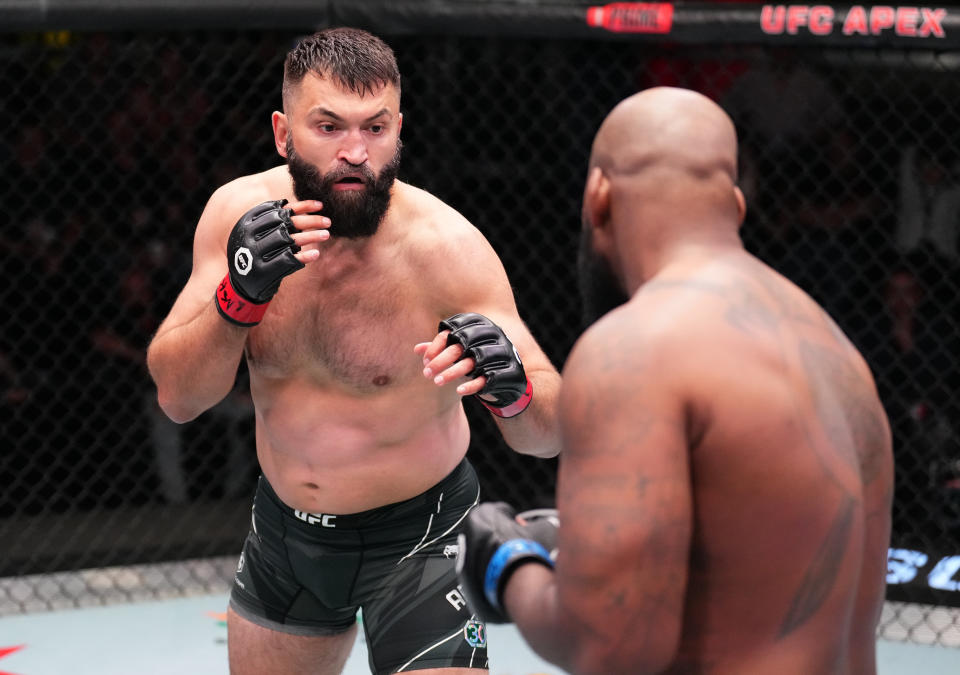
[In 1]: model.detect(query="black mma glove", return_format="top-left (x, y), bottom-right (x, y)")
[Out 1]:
top-left (455, 502), bottom-right (559, 623)
top-left (215, 199), bottom-right (304, 326)
top-left (439, 312), bottom-right (533, 418)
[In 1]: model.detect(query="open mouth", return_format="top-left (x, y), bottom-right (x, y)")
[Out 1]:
top-left (332, 176), bottom-right (366, 191)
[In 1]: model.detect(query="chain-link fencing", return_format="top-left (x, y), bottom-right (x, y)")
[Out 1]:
top-left (2, 25), bottom-right (959, 644)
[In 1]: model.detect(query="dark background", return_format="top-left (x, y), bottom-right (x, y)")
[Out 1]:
top-left (2, 1), bottom-right (960, 643)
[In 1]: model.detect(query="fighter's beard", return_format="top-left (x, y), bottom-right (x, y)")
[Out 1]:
top-left (577, 225), bottom-right (630, 328)
top-left (286, 137), bottom-right (402, 239)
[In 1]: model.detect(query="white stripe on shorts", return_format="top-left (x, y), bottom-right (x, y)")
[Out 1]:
top-left (394, 625), bottom-right (466, 672)
top-left (396, 484), bottom-right (480, 565)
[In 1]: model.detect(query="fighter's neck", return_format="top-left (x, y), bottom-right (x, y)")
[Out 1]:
top-left (627, 234), bottom-right (744, 293)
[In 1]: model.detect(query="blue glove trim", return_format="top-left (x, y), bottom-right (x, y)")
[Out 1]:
top-left (483, 539), bottom-right (554, 610)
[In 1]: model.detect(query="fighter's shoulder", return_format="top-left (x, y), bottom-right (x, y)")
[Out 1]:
top-left (202, 166), bottom-right (291, 229)
top-left (393, 181), bottom-right (494, 255)
top-left (568, 284), bottom-right (727, 384)
top-left (568, 301), bottom-right (672, 376)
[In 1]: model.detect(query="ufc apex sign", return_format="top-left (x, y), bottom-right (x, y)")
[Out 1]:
top-left (888, 548), bottom-right (960, 593)
top-left (760, 5), bottom-right (947, 38)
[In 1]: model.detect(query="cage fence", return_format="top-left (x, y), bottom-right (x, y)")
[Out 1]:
top-left (2, 10), bottom-right (960, 646)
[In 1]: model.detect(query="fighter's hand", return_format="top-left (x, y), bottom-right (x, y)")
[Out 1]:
top-left (415, 313), bottom-right (533, 418)
top-left (215, 199), bottom-right (329, 327)
top-left (415, 329), bottom-right (483, 394)
top-left (455, 502), bottom-right (559, 624)
top-left (286, 199), bottom-right (331, 265)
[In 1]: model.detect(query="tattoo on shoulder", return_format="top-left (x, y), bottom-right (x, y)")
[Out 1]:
top-left (724, 284), bottom-right (781, 335)
top-left (778, 496), bottom-right (856, 637)
top-left (799, 340), bottom-right (888, 484)
top-left (723, 272), bottom-right (824, 337)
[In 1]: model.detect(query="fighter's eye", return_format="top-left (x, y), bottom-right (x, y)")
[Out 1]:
top-left (318, 123), bottom-right (336, 133)
top-left (369, 124), bottom-right (385, 134)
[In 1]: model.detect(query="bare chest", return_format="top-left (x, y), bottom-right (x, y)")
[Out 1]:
top-left (246, 267), bottom-right (435, 392)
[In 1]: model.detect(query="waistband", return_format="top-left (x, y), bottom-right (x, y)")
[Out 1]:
top-left (257, 457), bottom-right (473, 530)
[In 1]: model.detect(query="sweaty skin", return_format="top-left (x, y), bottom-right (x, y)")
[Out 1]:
top-left (502, 87), bottom-right (894, 674)
top-left (146, 73), bottom-right (560, 518)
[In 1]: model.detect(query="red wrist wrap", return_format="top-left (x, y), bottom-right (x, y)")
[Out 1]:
top-left (480, 378), bottom-right (533, 419)
top-left (215, 274), bottom-right (270, 327)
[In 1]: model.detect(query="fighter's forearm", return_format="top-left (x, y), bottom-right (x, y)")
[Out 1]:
top-left (503, 563), bottom-right (577, 671)
top-left (147, 302), bottom-right (248, 423)
top-left (491, 369), bottom-right (561, 458)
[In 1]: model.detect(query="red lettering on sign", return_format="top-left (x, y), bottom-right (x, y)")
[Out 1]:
top-left (919, 8), bottom-right (946, 37)
top-left (768, 4), bottom-right (947, 39)
top-left (870, 5), bottom-right (896, 33)
top-left (810, 5), bottom-right (835, 34)
top-left (761, 4), bottom-right (786, 33)
top-left (786, 4), bottom-right (809, 33)
top-left (895, 6), bottom-right (920, 35)
top-left (585, 3), bottom-right (674, 34)
top-left (842, 5), bottom-right (869, 35)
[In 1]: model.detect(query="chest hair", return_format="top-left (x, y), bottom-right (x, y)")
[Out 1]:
top-left (246, 266), bottom-right (427, 392)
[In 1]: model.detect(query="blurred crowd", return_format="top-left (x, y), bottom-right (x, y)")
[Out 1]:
top-left (1, 34), bottom-right (959, 550)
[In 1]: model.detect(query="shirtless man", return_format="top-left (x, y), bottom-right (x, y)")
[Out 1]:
top-left (456, 87), bottom-right (894, 674)
top-left (146, 28), bottom-right (560, 675)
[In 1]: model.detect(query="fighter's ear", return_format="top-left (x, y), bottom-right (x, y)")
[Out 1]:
top-left (733, 185), bottom-right (746, 227)
top-left (583, 166), bottom-right (613, 249)
top-left (272, 111), bottom-right (289, 158)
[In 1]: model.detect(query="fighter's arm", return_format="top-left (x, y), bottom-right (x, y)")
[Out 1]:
top-left (415, 219), bottom-right (560, 458)
top-left (146, 183), bottom-right (328, 422)
top-left (503, 311), bottom-right (693, 673)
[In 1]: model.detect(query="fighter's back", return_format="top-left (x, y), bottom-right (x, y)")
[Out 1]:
top-left (646, 251), bottom-right (893, 674)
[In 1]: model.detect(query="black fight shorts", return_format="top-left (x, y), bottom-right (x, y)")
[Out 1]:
top-left (229, 458), bottom-right (488, 674)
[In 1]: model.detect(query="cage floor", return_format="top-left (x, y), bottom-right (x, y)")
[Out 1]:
top-left (0, 593), bottom-right (957, 674)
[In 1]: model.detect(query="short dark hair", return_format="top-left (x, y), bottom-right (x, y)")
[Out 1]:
top-left (282, 27), bottom-right (401, 108)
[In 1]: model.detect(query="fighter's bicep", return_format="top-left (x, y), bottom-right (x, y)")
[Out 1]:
top-left (557, 368), bottom-right (691, 579)
top-left (555, 324), bottom-right (691, 644)
top-left (449, 233), bottom-right (518, 316)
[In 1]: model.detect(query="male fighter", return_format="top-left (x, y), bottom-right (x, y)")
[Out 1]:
top-left (457, 87), bottom-right (894, 675)
top-left (147, 27), bottom-right (560, 675)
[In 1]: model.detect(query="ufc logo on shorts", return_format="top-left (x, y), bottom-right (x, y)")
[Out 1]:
top-left (293, 510), bottom-right (337, 527)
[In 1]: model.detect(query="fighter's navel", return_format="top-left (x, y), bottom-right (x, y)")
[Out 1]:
top-left (373, 375), bottom-right (390, 386)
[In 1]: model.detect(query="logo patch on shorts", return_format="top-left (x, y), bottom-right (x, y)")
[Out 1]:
top-left (463, 619), bottom-right (486, 648)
